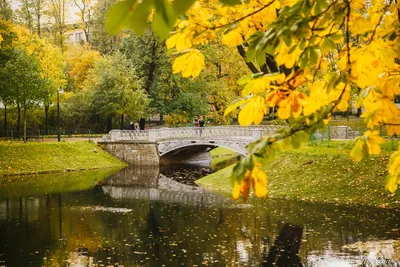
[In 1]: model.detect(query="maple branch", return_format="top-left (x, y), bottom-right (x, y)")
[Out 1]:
top-left (346, 2), bottom-right (351, 74)
top-left (197, 0), bottom-right (277, 30)
top-left (369, 0), bottom-right (393, 44)
top-left (236, 45), bottom-right (261, 74)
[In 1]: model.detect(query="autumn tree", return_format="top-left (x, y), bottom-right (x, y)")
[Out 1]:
top-left (107, 0), bottom-right (400, 198)
top-left (36, 40), bottom-right (66, 133)
top-left (201, 41), bottom-right (249, 124)
top-left (65, 44), bottom-right (100, 91)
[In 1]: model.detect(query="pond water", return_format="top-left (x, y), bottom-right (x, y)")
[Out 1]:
top-left (0, 163), bottom-right (399, 267)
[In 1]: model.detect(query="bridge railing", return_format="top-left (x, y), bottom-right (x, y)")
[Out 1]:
top-left (106, 125), bottom-right (283, 142)
top-left (108, 129), bottom-right (150, 141)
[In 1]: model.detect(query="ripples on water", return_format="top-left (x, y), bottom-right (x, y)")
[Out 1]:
top-left (0, 164), bottom-right (399, 267)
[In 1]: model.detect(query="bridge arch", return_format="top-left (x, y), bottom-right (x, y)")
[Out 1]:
top-left (157, 140), bottom-right (249, 157)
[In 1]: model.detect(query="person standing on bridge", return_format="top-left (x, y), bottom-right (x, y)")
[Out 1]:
top-left (193, 116), bottom-right (199, 127)
top-left (127, 121), bottom-right (134, 130)
top-left (134, 121), bottom-right (140, 132)
top-left (199, 116), bottom-right (205, 136)
top-left (193, 116), bottom-right (199, 135)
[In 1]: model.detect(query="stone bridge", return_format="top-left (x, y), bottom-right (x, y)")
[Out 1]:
top-left (100, 126), bottom-right (278, 165)
top-left (100, 125), bottom-right (358, 166)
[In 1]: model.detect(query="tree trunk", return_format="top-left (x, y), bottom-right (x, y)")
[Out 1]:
top-left (160, 111), bottom-right (164, 125)
top-left (23, 107), bottom-right (27, 143)
top-left (17, 103), bottom-right (21, 138)
top-left (145, 40), bottom-right (157, 93)
top-left (106, 116), bottom-right (112, 132)
top-left (4, 104), bottom-right (6, 138)
top-left (120, 114), bottom-right (124, 130)
top-left (37, 14), bottom-right (41, 37)
top-left (45, 104), bottom-right (49, 135)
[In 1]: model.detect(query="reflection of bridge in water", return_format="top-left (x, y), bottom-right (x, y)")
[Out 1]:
top-left (101, 168), bottom-right (234, 206)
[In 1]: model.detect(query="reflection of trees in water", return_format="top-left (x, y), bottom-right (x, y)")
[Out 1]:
top-left (0, 168), bottom-right (400, 266)
top-left (262, 224), bottom-right (303, 267)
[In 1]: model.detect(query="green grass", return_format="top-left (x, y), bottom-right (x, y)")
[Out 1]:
top-left (0, 141), bottom-right (127, 176)
top-left (197, 144), bottom-right (400, 209)
top-left (209, 146), bottom-right (238, 157)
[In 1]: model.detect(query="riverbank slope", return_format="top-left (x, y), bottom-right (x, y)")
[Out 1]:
top-left (0, 141), bottom-right (127, 176)
top-left (197, 143), bottom-right (400, 209)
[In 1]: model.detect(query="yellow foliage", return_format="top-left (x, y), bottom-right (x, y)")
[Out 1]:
top-left (221, 31), bottom-right (243, 47)
top-left (387, 149), bottom-right (400, 193)
top-left (172, 49), bottom-right (205, 78)
top-left (238, 96), bottom-right (266, 126)
top-left (275, 43), bottom-right (302, 69)
top-left (166, 31), bottom-right (192, 52)
top-left (232, 165), bottom-right (268, 200)
top-left (350, 130), bottom-right (383, 162)
top-left (109, 0), bottom-right (400, 195)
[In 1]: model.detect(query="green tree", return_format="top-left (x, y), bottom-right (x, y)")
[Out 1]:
top-left (14, 0), bottom-right (33, 32)
top-left (120, 29), bottom-right (181, 123)
top-left (0, 0), bottom-right (12, 21)
top-left (90, 0), bottom-right (120, 54)
top-left (0, 18), bottom-right (17, 136)
top-left (201, 41), bottom-right (249, 124)
top-left (3, 48), bottom-right (46, 142)
top-left (86, 52), bottom-right (149, 130)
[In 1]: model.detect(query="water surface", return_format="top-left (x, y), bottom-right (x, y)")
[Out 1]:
top-left (0, 165), bottom-right (399, 266)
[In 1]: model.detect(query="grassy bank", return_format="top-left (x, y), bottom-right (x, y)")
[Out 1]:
top-left (210, 147), bottom-right (239, 168)
top-left (0, 141), bottom-right (127, 176)
top-left (197, 142), bottom-right (400, 209)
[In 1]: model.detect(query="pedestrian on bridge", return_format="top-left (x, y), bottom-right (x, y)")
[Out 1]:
top-left (193, 116), bottom-right (199, 127)
top-left (127, 121), bottom-right (134, 130)
top-left (199, 116), bottom-right (205, 136)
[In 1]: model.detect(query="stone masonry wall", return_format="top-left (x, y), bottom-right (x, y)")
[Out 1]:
top-left (100, 141), bottom-right (160, 166)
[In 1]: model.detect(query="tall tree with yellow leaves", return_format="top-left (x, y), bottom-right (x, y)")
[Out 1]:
top-left (106, 0), bottom-right (400, 199)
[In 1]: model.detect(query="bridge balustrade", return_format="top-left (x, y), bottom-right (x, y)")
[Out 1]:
top-left (106, 125), bottom-right (281, 142)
